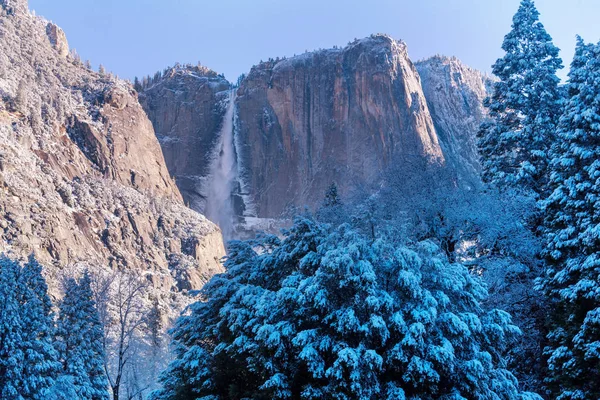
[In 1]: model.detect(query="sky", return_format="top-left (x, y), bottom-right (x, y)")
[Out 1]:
top-left (28, 0), bottom-right (600, 83)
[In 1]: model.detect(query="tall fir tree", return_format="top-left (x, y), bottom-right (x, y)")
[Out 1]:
top-left (322, 183), bottom-right (341, 208)
top-left (56, 271), bottom-right (109, 400)
top-left (316, 183), bottom-right (346, 226)
top-left (0, 256), bottom-right (61, 399)
top-left (478, 0), bottom-right (563, 196)
top-left (19, 255), bottom-right (61, 399)
top-left (0, 257), bottom-right (26, 399)
top-left (539, 38), bottom-right (600, 399)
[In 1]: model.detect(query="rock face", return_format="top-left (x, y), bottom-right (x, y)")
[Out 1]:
top-left (140, 36), bottom-right (490, 222)
top-left (235, 35), bottom-right (444, 217)
top-left (45, 22), bottom-right (68, 58)
top-left (138, 66), bottom-right (230, 211)
top-left (415, 55), bottom-right (492, 186)
top-left (0, 4), bottom-right (225, 297)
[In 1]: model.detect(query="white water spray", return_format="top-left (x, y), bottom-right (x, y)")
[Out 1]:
top-left (205, 89), bottom-right (237, 239)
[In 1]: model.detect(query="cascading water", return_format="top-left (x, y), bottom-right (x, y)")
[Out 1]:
top-left (205, 89), bottom-right (237, 240)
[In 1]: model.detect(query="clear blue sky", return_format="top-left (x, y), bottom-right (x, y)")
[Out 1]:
top-left (28, 0), bottom-right (600, 83)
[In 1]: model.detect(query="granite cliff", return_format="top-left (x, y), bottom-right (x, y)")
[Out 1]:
top-left (141, 36), bottom-right (489, 225)
top-left (0, 0), bottom-right (225, 297)
top-left (235, 35), bottom-right (444, 217)
top-left (415, 55), bottom-right (492, 186)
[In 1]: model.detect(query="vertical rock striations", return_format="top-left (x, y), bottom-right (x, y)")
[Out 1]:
top-left (415, 55), bottom-right (492, 186)
top-left (235, 35), bottom-right (444, 217)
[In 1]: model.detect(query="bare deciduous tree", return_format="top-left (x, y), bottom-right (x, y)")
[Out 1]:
top-left (92, 271), bottom-right (149, 400)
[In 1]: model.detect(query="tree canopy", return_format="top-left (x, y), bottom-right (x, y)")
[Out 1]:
top-left (154, 218), bottom-right (540, 400)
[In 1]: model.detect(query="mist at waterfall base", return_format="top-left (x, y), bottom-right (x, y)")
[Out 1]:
top-left (205, 89), bottom-right (238, 240)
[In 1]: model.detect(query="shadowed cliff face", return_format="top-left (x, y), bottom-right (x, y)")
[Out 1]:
top-left (235, 35), bottom-right (444, 217)
top-left (139, 67), bottom-right (231, 211)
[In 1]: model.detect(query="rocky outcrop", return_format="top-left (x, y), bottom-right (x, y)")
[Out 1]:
top-left (0, 4), bottom-right (224, 299)
top-left (415, 56), bottom-right (492, 186)
top-left (235, 35), bottom-right (444, 217)
top-left (45, 22), bottom-right (68, 58)
top-left (138, 66), bottom-right (230, 210)
top-left (141, 36), bottom-right (491, 223)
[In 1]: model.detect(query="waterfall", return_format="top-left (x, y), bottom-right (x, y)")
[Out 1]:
top-left (205, 89), bottom-right (237, 240)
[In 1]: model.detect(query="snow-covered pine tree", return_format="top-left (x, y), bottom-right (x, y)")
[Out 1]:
top-left (19, 255), bottom-right (61, 399)
top-left (316, 183), bottom-right (346, 226)
top-left (0, 256), bottom-right (26, 399)
top-left (477, 0), bottom-right (563, 196)
top-left (322, 183), bottom-right (341, 208)
top-left (539, 37), bottom-right (600, 400)
top-left (153, 218), bottom-right (540, 400)
top-left (0, 256), bottom-right (62, 399)
top-left (56, 271), bottom-right (109, 400)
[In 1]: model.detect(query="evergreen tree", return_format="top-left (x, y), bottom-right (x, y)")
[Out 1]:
top-left (477, 0), bottom-right (563, 196)
top-left (0, 256), bottom-right (61, 399)
top-left (539, 38), bottom-right (600, 399)
top-left (316, 183), bottom-right (346, 225)
top-left (322, 183), bottom-right (341, 207)
top-left (153, 218), bottom-right (540, 400)
top-left (19, 255), bottom-right (61, 399)
top-left (56, 271), bottom-right (109, 400)
top-left (133, 76), bottom-right (142, 92)
top-left (14, 79), bottom-right (27, 111)
top-left (0, 257), bottom-right (26, 399)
